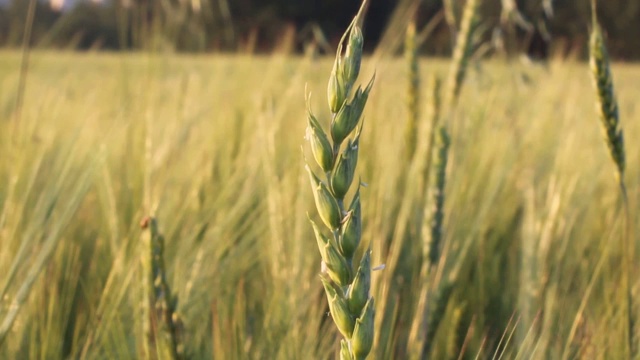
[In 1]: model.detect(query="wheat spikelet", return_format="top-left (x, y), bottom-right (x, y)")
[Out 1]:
top-left (305, 1), bottom-right (376, 358)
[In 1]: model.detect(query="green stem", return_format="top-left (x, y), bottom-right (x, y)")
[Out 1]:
top-left (12, 0), bottom-right (37, 142)
top-left (619, 179), bottom-right (636, 358)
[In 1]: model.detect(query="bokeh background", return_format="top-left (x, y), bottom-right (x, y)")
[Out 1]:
top-left (1, 0), bottom-right (639, 58)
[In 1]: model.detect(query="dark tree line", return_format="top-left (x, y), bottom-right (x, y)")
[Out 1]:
top-left (1, 0), bottom-right (638, 59)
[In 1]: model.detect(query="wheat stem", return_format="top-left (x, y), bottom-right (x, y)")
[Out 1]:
top-left (13, 0), bottom-right (37, 126)
top-left (619, 181), bottom-right (636, 358)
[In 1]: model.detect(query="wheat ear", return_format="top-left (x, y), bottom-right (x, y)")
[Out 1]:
top-left (404, 19), bottom-right (420, 162)
top-left (427, 127), bottom-right (450, 266)
top-left (446, 0), bottom-right (479, 108)
top-left (305, 2), bottom-right (376, 359)
top-left (589, 3), bottom-right (624, 178)
top-left (589, 1), bottom-right (635, 357)
top-left (419, 126), bottom-right (452, 357)
top-left (140, 217), bottom-right (185, 360)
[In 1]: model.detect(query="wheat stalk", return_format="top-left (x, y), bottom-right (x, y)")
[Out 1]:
top-left (305, 2), bottom-right (376, 358)
top-left (443, 0), bottom-right (459, 42)
top-left (589, 1), bottom-right (635, 357)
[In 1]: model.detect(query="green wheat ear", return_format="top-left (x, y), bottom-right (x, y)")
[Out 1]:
top-left (446, 0), bottom-right (479, 108)
top-left (589, 7), bottom-right (625, 180)
top-left (304, 1), bottom-right (376, 359)
top-left (420, 126), bottom-right (452, 358)
top-left (404, 19), bottom-right (420, 162)
top-left (141, 217), bottom-right (186, 360)
top-left (427, 127), bottom-right (450, 266)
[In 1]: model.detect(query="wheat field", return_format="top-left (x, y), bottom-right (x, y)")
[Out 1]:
top-left (0, 49), bottom-right (639, 359)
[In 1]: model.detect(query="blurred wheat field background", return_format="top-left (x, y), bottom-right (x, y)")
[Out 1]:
top-left (0, 49), bottom-right (639, 359)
